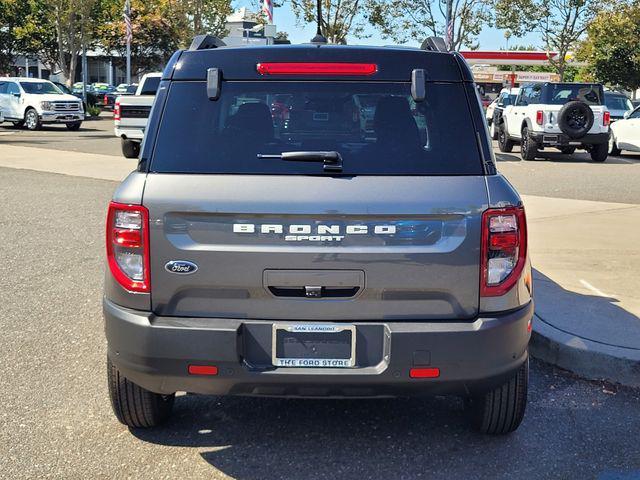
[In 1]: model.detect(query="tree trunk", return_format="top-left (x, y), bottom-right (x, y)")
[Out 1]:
top-left (55, 7), bottom-right (70, 85)
top-left (68, 51), bottom-right (78, 86)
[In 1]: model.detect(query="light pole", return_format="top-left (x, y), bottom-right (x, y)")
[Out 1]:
top-left (504, 30), bottom-right (512, 50)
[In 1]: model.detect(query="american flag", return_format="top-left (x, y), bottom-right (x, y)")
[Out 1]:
top-left (123, 0), bottom-right (132, 44)
top-left (446, 19), bottom-right (454, 50)
top-left (262, 0), bottom-right (273, 24)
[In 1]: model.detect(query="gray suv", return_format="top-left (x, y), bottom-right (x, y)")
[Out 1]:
top-left (104, 36), bottom-right (533, 434)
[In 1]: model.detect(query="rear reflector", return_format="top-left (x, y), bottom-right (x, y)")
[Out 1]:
top-left (188, 365), bottom-right (218, 376)
top-left (410, 367), bottom-right (440, 378)
top-left (256, 62), bottom-right (378, 76)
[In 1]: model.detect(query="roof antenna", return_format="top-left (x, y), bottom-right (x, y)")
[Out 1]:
top-left (310, 0), bottom-right (327, 43)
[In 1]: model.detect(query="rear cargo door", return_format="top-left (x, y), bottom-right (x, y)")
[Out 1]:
top-left (144, 79), bottom-right (488, 320)
top-left (144, 175), bottom-right (487, 320)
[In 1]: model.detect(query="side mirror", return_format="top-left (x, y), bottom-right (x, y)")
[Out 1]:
top-left (623, 111), bottom-right (630, 119)
top-left (12, 92), bottom-right (20, 98)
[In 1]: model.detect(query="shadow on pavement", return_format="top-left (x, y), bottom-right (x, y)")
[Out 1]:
top-left (533, 269), bottom-right (640, 350)
top-left (492, 141), bottom-right (640, 164)
top-left (495, 152), bottom-right (522, 162)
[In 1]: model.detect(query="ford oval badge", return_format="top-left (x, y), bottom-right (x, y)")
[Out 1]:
top-left (165, 260), bottom-right (198, 275)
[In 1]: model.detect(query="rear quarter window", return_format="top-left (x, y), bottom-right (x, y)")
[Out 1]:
top-left (150, 81), bottom-right (483, 175)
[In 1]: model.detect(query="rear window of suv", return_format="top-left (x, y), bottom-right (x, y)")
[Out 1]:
top-left (545, 83), bottom-right (603, 105)
top-left (150, 81), bottom-right (483, 175)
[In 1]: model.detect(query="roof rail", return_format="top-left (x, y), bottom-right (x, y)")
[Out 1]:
top-left (420, 37), bottom-right (448, 53)
top-left (188, 34), bottom-right (226, 51)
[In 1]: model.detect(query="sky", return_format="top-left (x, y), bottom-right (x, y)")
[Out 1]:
top-left (236, 2), bottom-right (542, 51)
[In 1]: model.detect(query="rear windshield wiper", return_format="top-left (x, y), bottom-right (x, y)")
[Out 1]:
top-left (257, 151), bottom-right (343, 172)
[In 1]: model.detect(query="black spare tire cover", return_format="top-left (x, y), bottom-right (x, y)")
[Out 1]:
top-left (558, 100), bottom-right (594, 139)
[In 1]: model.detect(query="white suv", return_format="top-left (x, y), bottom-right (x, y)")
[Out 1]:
top-left (498, 82), bottom-right (610, 162)
top-left (0, 77), bottom-right (84, 131)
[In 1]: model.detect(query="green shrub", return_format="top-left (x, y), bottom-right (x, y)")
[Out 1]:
top-left (87, 105), bottom-right (101, 117)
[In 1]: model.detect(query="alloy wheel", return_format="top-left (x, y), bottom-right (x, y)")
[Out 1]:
top-left (26, 110), bottom-right (37, 130)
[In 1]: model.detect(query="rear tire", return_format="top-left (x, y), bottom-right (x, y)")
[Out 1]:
top-left (466, 357), bottom-right (529, 435)
top-left (559, 146), bottom-right (576, 155)
top-left (590, 142), bottom-right (608, 162)
top-left (497, 124), bottom-right (514, 153)
top-left (12, 120), bottom-right (24, 128)
top-left (121, 138), bottom-right (141, 158)
top-left (107, 356), bottom-right (175, 428)
top-left (66, 121), bottom-right (82, 131)
top-left (520, 127), bottom-right (538, 160)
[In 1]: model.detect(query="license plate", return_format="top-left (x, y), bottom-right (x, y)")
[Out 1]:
top-left (272, 324), bottom-right (356, 368)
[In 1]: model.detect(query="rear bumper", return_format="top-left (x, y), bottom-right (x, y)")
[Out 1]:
top-left (530, 132), bottom-right (608, 146)
top-left (114, 126), bottom-right (144, 140)
top-left (104, 299), bottom-right (533, 398)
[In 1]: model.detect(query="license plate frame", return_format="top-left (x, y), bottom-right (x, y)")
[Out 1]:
top-left (271, 324), bottom-right (356, 368)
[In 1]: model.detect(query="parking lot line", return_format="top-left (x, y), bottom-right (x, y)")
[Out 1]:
top-left (579, 279), bottom-right (613, 298)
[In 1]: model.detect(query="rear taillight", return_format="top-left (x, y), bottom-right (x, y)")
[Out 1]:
top-left (603, 111), bottom-right (611, 126)
top-left (103, 94), bottom-right (108, 105)
top-left (480, 206), bottom-right (527, 297)
top-left (114, 100), bottom-right (120, 121)
top-left (106, 202), bottom-right (150, 293)
top-left (536, 110), bottom-right (544, 125)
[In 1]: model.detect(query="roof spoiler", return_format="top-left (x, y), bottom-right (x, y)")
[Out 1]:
top-left (420, 37), bottom-right (447, 52)
top-left (188, 34), bottom-right (226, 51)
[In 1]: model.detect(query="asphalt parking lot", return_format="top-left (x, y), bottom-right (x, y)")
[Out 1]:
top-left (0, 114), bottom-right (122, 157)
top-left (1, 121), bottom-right (640, 479)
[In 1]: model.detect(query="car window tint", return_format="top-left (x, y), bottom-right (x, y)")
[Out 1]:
top-left (517, 87), bottom-right (530, 106)
top-left (547, 84), bottom-right (602, 105)
top-left (139, 77), bottom-right (160, 95)
top-left (605, 95), bottom-right (632, 111)
top-left (151, 81), bottom-right (483, 176)
top-left (7, 83), bottom-right (20, 95)
top-left (529, 85), bottom-right (542, 104)
top-left (19, 81), bottom-right (60, 94)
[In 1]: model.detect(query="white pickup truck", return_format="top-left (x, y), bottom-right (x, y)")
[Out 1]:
top-left (114, 72), bottom-right (161, 158)
top-left (497, 82), bottom-right (610, 162)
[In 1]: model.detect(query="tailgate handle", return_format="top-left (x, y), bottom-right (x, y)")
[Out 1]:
top-left (263, 270), bottom-right (364, 299)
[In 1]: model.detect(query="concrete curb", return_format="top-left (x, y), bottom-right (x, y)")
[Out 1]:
top-left (531, 313), bottom-right (640, 388)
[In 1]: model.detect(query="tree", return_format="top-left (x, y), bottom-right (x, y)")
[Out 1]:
top-left (180, 0), bottom-right (233, 38)
top-left (578, 4), bottom-right (640, 95)
top-left (0, 0), bottom-right (22, 73)
top-left (98, 0), bottom-right (188, 78)
top-left (285, 0), bottom-right (373, 44)
top-left (495, 0), bottom-right (606, 80)
top-left (0, 0), bottom-right (56, 75)
top-left (369, 0), bottom-right (492, 50)
top-left (5, 0), bottom-right (103, 85)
